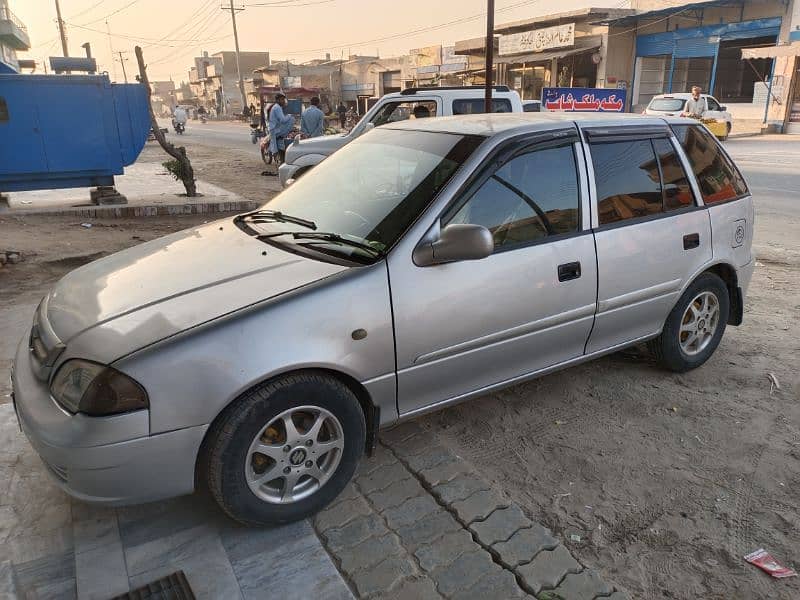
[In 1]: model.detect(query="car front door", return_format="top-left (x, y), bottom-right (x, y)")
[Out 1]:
top-left (582, 126), bottom-right (713, 353)
top-left (388, 130), bottom-right (598, 415)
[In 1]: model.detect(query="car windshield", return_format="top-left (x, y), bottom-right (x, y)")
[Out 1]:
top-left (255, 128), bottom-right (484, 261)
top-left (649, 98), bottom-right (686, 112)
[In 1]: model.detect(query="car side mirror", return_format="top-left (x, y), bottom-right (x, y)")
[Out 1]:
top-left (720, 105), bottom-right (727, 111)
top-left (413, 224), bottom-right (494, 266)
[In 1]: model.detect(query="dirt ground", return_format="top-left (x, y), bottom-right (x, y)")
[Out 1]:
top-left (1, 135), bottom-right (797, 600)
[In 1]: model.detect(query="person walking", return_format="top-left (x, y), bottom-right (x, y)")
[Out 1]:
top-left (337, 102), bottom-right (347, 128)
top-left (685, 86), bottom-right (708, 118)
top-left (268, 92), bottom-right (295, 165)
top-left (300, 96), bottom-right (325, 138)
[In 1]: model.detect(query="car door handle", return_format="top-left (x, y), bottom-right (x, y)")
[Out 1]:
top-left (557, 262), bottom-right (581, 282)
top-left (683, 233), bottom-right (700, 250)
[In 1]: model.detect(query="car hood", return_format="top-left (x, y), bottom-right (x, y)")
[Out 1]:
top-left (46, 218), bottom-right (347, 347)
top-left (286, 133), bottom-right (349, 161)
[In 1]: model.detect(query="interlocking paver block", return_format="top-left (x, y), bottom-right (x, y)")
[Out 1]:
top-left (367, 477), bottom-right (427, 511)
top-left (607, 591), bottom-right (633, 600)
top-left (429, 549), bottom-right (499, 597)
top-left (383, 495), bottom-right (440, 529)
top-left (469, 505), bottom-right (532, 546)
top-left (357, 462), bottom-right (412, 494)
top-left (386, 431), bottom-right (439, 458)
top-left (315, 493), bottom-right (371, 532)
top-left (380, 421), bottom-right (426, 445)
top-left (395, 510), bottom-right (461, 551)
top-left (413, 529), bottom-right (481, 572)
top-left (327, 482), bottom-right (361, 509)
top-left (492, 524), bottom-right (558, 568)
top-left (451, 568), bottom-right (527, 600)
top-left (322, 513), bottom-right (389, 553)
top-left (450, 489), bottom-right (509, 524)
top-left (553, 569), bottom-right (613, 600)
top-left (432, 475), bottom-right (491, 504)
top-left (418, 458), bottom-right (471, 487)
top-left (515, 545), bottom-right (581, 595)
top-left (350, 555), bottom-right (416, 598)
top-left (337, 533), bottom-right (405, 573)
top-left (403, 446), bottom-right (460, 472)
top-left (376, 576), bottom-right (442, 600)
top-left (356, 447), bottom-right (399, 477)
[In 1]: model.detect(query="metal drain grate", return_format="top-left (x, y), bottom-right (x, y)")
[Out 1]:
top-left (112, 571), bottom-right (195, 600)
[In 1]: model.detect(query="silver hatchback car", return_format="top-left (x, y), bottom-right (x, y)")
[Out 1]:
top-left (12, 113), bottom-right (754, 525)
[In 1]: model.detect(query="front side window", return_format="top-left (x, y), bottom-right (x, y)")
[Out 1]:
top-left (591, 139), bottom-right (663, 225)
top-left (448, 144), bottom-right (580, 249)
top-left (672, 124), bottom-right (748, 204)
top-left (452, 98), bottom-right (513, 115)
top-left (370, 100), bottom-right (437, 127)
top-left (706, 96), bottom-right (721, 111)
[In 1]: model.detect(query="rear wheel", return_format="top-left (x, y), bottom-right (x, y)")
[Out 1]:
top-left (648, 273), bottom-right (730, 372)
top-left (203, 373), bottom-right (365, 526)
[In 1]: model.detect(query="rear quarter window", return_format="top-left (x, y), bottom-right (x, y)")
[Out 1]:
top-left (672, 124), bottom-right (748, 204)
top-left (452, 98), bottom-right (513, 115)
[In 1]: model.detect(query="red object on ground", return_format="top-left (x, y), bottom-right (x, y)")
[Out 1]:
top-left (744, 549), bottom-right (797, 579)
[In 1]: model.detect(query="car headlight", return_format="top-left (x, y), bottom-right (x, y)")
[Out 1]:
top-left (50, 359), bottom-right (149, 416)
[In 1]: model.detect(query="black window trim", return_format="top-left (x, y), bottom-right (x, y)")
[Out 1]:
top-left (652, 136), bottom-right (699, 211)
top-left (593, 204), bottom-right (706, 233)
top-left (439, 128), bottom-right (586, 254)
top-left (670, 123), bottom-right (751, 207)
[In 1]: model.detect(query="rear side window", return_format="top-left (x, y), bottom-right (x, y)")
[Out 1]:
top-left (591, 139), bottom-right (663, 225)
top-left (672, 124), bottom-right (748, 204)
top-left (653, 138), bottom-right (695, 211)
top-left (452, 98), bottom-right (513, 115)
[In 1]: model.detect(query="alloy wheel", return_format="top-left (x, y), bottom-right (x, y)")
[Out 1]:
top-left (679, 291), bottom-right (720, 356)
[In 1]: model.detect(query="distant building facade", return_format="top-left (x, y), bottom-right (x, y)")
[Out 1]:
top-left (0, 0), bottom-right (30, 73)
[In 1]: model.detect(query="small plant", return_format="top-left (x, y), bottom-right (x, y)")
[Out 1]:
top-left (162, 159), bottom-right (188, 182)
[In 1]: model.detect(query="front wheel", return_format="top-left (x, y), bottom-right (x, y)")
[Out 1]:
top-left (203, 373), bottom-right (366, 526)
top-left (648, 273), bottom-right (730, 372)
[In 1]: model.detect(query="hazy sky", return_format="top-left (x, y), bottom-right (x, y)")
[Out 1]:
top-left (14, 0), bottom-right (601, 82)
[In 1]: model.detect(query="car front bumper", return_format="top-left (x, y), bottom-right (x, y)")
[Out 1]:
top-left (11, 336), bottom-right (207, 506)
top-left (278, 161), bottom-right (301, 187)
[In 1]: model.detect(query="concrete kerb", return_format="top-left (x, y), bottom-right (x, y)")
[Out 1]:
top-left (3, 199), bottom-right (260, 219)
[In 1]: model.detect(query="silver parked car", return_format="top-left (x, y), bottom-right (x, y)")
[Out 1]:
top-left (11, 113), bottom-right (754, 525)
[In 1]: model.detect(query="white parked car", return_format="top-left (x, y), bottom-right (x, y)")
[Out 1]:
top-left (644, 93), bottom-right (732, 139)
top-left (278, 86), bottom-right (523, 186)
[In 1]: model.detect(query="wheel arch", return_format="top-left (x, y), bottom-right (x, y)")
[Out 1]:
top-left (703, 262), bottom-right (742, 325)
top-left (194, 367), bottom-right (379, 490)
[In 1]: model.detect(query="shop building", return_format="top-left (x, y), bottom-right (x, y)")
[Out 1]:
top-left (0, 0), bottom-right (30, 73)
top-left (602, 0), bottom-right (799, 124)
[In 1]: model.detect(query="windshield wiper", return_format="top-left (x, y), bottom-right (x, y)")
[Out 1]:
top-left (236, 209), bottom-right (317, 230)
top-left (260, 231), bottom-right (384, 257)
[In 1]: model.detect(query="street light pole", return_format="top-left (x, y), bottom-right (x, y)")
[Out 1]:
top-left (54, 0), bottom-right (69, 57)
top-left (117, 51), bottom-right (129, 83)
top-left (225, 1), bottom-right (248, 114)
top-left (484, 0), bottom-right (495, 113)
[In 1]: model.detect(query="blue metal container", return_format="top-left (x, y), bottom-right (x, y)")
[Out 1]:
top-left (0, 73), bottom-right (150, 192)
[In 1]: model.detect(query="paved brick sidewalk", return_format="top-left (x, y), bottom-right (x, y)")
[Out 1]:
top-left (315, 422), bottom-right (631, 600)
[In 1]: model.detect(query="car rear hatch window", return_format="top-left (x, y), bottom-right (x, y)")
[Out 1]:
top-left (649, 98), bottom-right (686, 112)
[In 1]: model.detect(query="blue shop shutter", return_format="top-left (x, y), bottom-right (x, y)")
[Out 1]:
top-left (674, 37), bottom-right (717, 58)
top-left (721, 17), bottom-right (781, 41)
top-left (636, 31), bottom-right (674, 56)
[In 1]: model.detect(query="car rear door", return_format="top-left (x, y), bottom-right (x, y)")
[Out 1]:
top-left (582, 124), bottom-right (713, 353)
top-left (388, 129), bottom-right (598, 415)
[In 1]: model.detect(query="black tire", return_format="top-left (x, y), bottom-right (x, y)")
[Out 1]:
top-left (202, 372), bottom-right (365, 526)
top-left (648, 272), bottom-right (730, 373)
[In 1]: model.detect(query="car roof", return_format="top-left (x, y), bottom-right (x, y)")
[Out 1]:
top-left (382, 88), bottom-right (519, 99)
top-left (382, 112), bottom-right (677, 137)
top-left (652, 93), bottom-right (713, 100)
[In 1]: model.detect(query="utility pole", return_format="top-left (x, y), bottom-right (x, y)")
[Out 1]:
top-left (54, 0), bottom-right (69, 57)
top-left (117, 51), bottom-right (129, 83)
top-left (224, 1), bottom-right (247, 114)
top-left (484, 0), bottom-right (495, 113)
top-left (106, 20), bottom-right (118, 81)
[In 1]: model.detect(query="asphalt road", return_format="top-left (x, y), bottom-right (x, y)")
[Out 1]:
top-left (158, 119), bottom-right (259, 153)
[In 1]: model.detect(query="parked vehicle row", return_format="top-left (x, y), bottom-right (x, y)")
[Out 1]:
top-left (12, 111), bottom-right (753, 525)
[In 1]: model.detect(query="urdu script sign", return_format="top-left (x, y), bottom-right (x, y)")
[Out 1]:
top-left (499, 23), bottom-right (575, 56)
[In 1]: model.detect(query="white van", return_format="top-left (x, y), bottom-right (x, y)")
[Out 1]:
top-left (278, 86), bottom-right (523, 186)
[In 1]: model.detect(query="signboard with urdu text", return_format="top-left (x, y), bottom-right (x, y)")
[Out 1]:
top-left (499, 23), bottom-right (575, 56)
top-left (410, 45), bottom-right (442, 68)
top-left (542, 87), bottom-right (626, 112)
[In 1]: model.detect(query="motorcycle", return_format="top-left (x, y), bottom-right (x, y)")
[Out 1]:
top-left (199, 115), bottom-right (207, 124)
top-left (172, 120), bottom-right (185, 135)
top-left (250, 123), bottom-right (266, 145)
top-left (260, 128), bottom-right (301, 165)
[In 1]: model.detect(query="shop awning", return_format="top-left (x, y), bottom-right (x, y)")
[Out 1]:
top-left (494, 36), bottom-right (601, 64)
top-left (741, 43), bottom-right (800, 59)
top-left (601, 0), bottom-right (752, 26)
